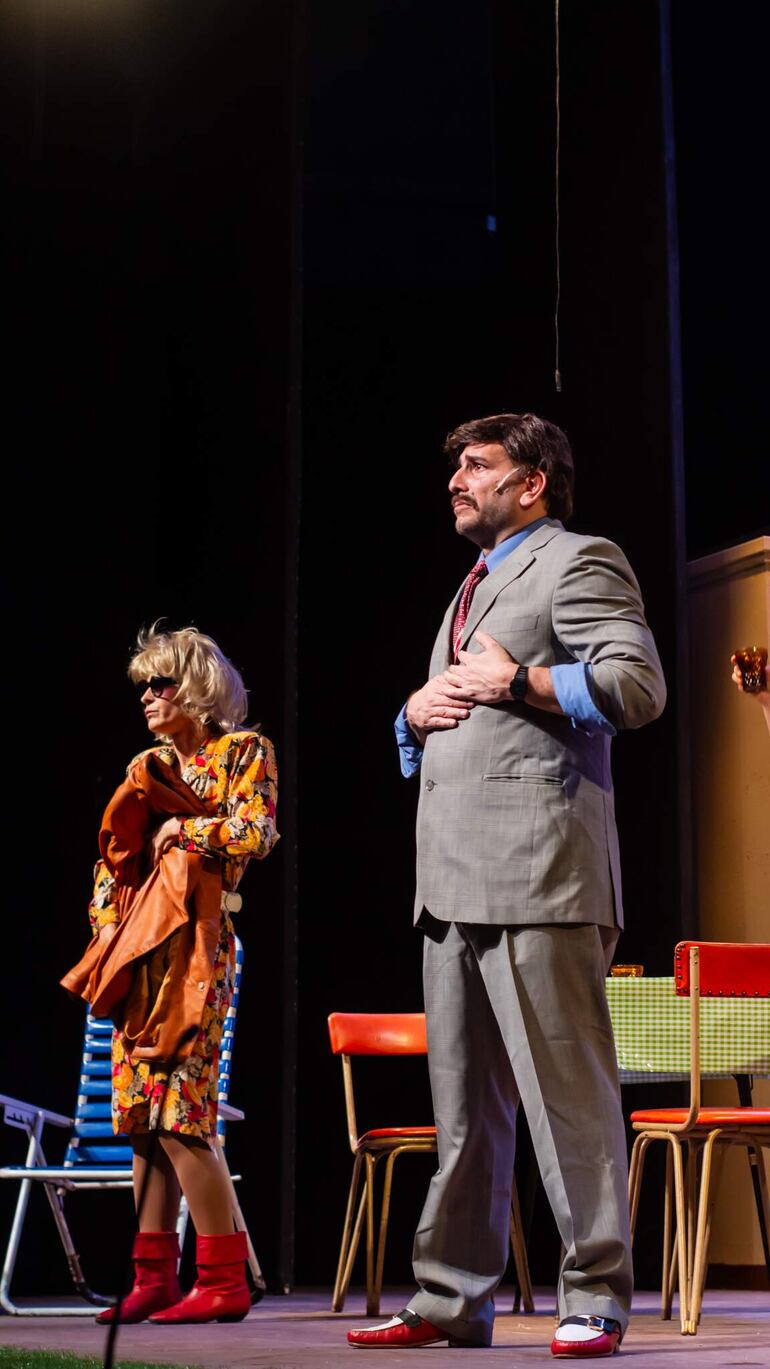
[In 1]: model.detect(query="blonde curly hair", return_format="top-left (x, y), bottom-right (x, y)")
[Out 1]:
top-left (128, 623), bottom-right (249, 735)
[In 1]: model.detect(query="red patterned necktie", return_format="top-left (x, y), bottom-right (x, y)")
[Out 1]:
top-left (451, 559), bottom-right (488, 659)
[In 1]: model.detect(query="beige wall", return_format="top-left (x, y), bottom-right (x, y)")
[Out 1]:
top-left (687, 535), bottom-right (770, 1266)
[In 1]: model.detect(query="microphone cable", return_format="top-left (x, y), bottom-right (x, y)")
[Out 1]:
top-left (103, 1023), bottom-right (198, 1369)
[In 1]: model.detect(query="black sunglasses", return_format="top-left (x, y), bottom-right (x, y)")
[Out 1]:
top-left (134, 675), bottom-right (177, 698)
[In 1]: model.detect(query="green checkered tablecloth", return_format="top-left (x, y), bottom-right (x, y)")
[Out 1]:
top-left (606, 976), bottom-right (770, 1083)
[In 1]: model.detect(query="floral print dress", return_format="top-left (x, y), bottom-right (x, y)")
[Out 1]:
top-left (89, 731), bottom-right (278, 1143)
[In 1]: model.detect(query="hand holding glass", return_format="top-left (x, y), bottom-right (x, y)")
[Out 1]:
top-left (733, 646), bottom-right (767, 693)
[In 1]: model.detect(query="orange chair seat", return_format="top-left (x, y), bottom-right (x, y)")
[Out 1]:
top-left (357, 1126), bottom-right (436, 1147)
top-left (631, 1107), bottom-right (770, 1127)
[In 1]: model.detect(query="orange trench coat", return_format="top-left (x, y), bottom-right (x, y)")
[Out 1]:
top-left (62, 753), bottom-right (223, 1064)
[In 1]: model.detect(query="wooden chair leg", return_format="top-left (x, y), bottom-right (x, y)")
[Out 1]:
top-left (666, 1230), bottom-right (679, 1322)
top-left (365, 1154), bottom-right (378, 1316)
top-left (693, 1137), bottom-right (726, 1331)
top-left (661, 1142), bottom-right (675, 1321)
top-left (669, 1136), bottom-right (689, 1334)
top-left (628, 1136), bottom-right (642, 1239)
top-left (628, 1134), bottom-right (650, 1241)
top-left (214, 1140), bottom-right (266, 1292)
top-left (552, 1244), bottom-right (566, 1327)
top-left (687, 1130), bottom-right (723, 1335)
top-left (753, 1139), bottom-right (770, 1275)
top-left (509, 1175), bottom-right (535, 1314)
top-left (341, 1183), bottom-right (369, 1306)
top-left (332, 1152), bottom-right (364, 1312)
top-left (176, 1194), bottom-right (190, 1258)
top-left (372, 1150), bottom-right (400, 1316)
top-left (685, 1140), bottom-right (699, 1306)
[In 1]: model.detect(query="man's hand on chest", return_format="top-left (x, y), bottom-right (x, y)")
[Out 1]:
top-left (405, 673), bottom-right (476, 745)
top-left (446, 631), bottom-right (561, 714)
top-left (445, 631), bottom-right (519, 705)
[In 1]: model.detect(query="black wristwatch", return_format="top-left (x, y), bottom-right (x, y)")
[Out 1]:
top-left (509, 665), bottom-right (529, 702)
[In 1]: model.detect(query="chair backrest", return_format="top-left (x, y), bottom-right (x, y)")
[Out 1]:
top-left (328, 1012), bottom-right (428, 1057)
top-left (63, 1015), bottom-right (133, 1169)
top-left (675, 941), bottom-right (770, 997)
top-left (64, 935), bottom-right (245, 1168)
top-left (328, 1013), bottom-right (428, 1152)
top-left (216, 934), bottom-right (245, 1143)
top-left (670, 941), bottom-right (770, 1131)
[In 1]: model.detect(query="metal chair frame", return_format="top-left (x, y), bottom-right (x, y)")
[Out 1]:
top-left (628, 942), bottom-right (770, 1337)
top-left (0, 934), bottom-right (264, 1315)
top-left (328, 1011), bottom-right (534, 1318)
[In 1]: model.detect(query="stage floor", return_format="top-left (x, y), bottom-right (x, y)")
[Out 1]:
top-left (0, 1288), bottom-right (768, 1367)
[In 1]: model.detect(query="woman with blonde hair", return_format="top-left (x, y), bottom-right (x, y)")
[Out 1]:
top-left (66, 624), bottom-right (278, 1324)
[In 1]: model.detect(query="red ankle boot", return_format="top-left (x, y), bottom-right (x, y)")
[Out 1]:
top-left (96, 1231), bottom-right (181, 1324)
top-left (149, 1231), bottom-right (250, 1324)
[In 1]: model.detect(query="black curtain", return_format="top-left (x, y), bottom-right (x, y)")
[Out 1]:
top-left (295, 0), bottom-right (683, 1290)
top-left (1, 0), bottom-right (293, 1295)
top-left (2, 0), bottom-right (765, 1305)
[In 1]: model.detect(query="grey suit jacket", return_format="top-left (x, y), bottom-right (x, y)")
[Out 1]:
top-left (414, 519), bottom-right (666, 929)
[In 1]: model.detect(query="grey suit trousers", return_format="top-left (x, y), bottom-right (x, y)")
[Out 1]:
top-left (410, 921), bottom-right (632, 1345)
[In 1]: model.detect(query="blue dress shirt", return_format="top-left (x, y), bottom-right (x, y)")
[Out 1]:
top-left (395, 519), bottom-right (614, 777)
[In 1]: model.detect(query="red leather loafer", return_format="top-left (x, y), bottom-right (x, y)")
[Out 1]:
top-left (551, 1315), bottom-right (622, 1357)
top-left (348, 1307), bottom-right (474, 1348)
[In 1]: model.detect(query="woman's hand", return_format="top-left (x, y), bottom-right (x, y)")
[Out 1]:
top-left (730, 653), bottom-right (768, 693)
top-left (149, 817), bottom-right (183, 866)
top-left (731, 654), bottom-right (748, 692)
top-left (97, 922), bottom-right (118, 946)
top-left (731, 653), bottom-right (770, 734)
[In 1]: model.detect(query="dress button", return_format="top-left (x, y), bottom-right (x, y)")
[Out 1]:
top-left (425, 779), bottom-right (435, 791)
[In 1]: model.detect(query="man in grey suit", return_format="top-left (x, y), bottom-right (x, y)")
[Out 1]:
top-left (348, 413), bottom-right (666, 1359)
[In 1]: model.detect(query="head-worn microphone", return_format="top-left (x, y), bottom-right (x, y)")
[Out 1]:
top-left (494, 470), bottom-right (517, 495)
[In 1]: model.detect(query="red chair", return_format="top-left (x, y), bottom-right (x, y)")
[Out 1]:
top-left (328, 1011), bottom-right (534, 1316)
top-left (627, 942), bottom-right (770, 1336)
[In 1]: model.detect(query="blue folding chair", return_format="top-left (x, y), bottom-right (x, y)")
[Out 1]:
top-left (0, 934), bottom-right (262, 1315)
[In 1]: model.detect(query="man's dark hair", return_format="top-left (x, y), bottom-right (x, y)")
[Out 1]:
top-left (443, 412), bottom-right (575, 522)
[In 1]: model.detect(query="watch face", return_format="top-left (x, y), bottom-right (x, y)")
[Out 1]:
top-left (510, 666), bottom-right (528, 700)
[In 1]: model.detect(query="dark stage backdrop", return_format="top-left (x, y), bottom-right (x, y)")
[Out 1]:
top-left (671, 3), bottom-right (770, 555)
top-left (1, 0), bottom-right (293, 1298)
top-left (2, 0), bottom-right (763, 1311)
top-left (295, 0), bottom-right (683, 1293)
